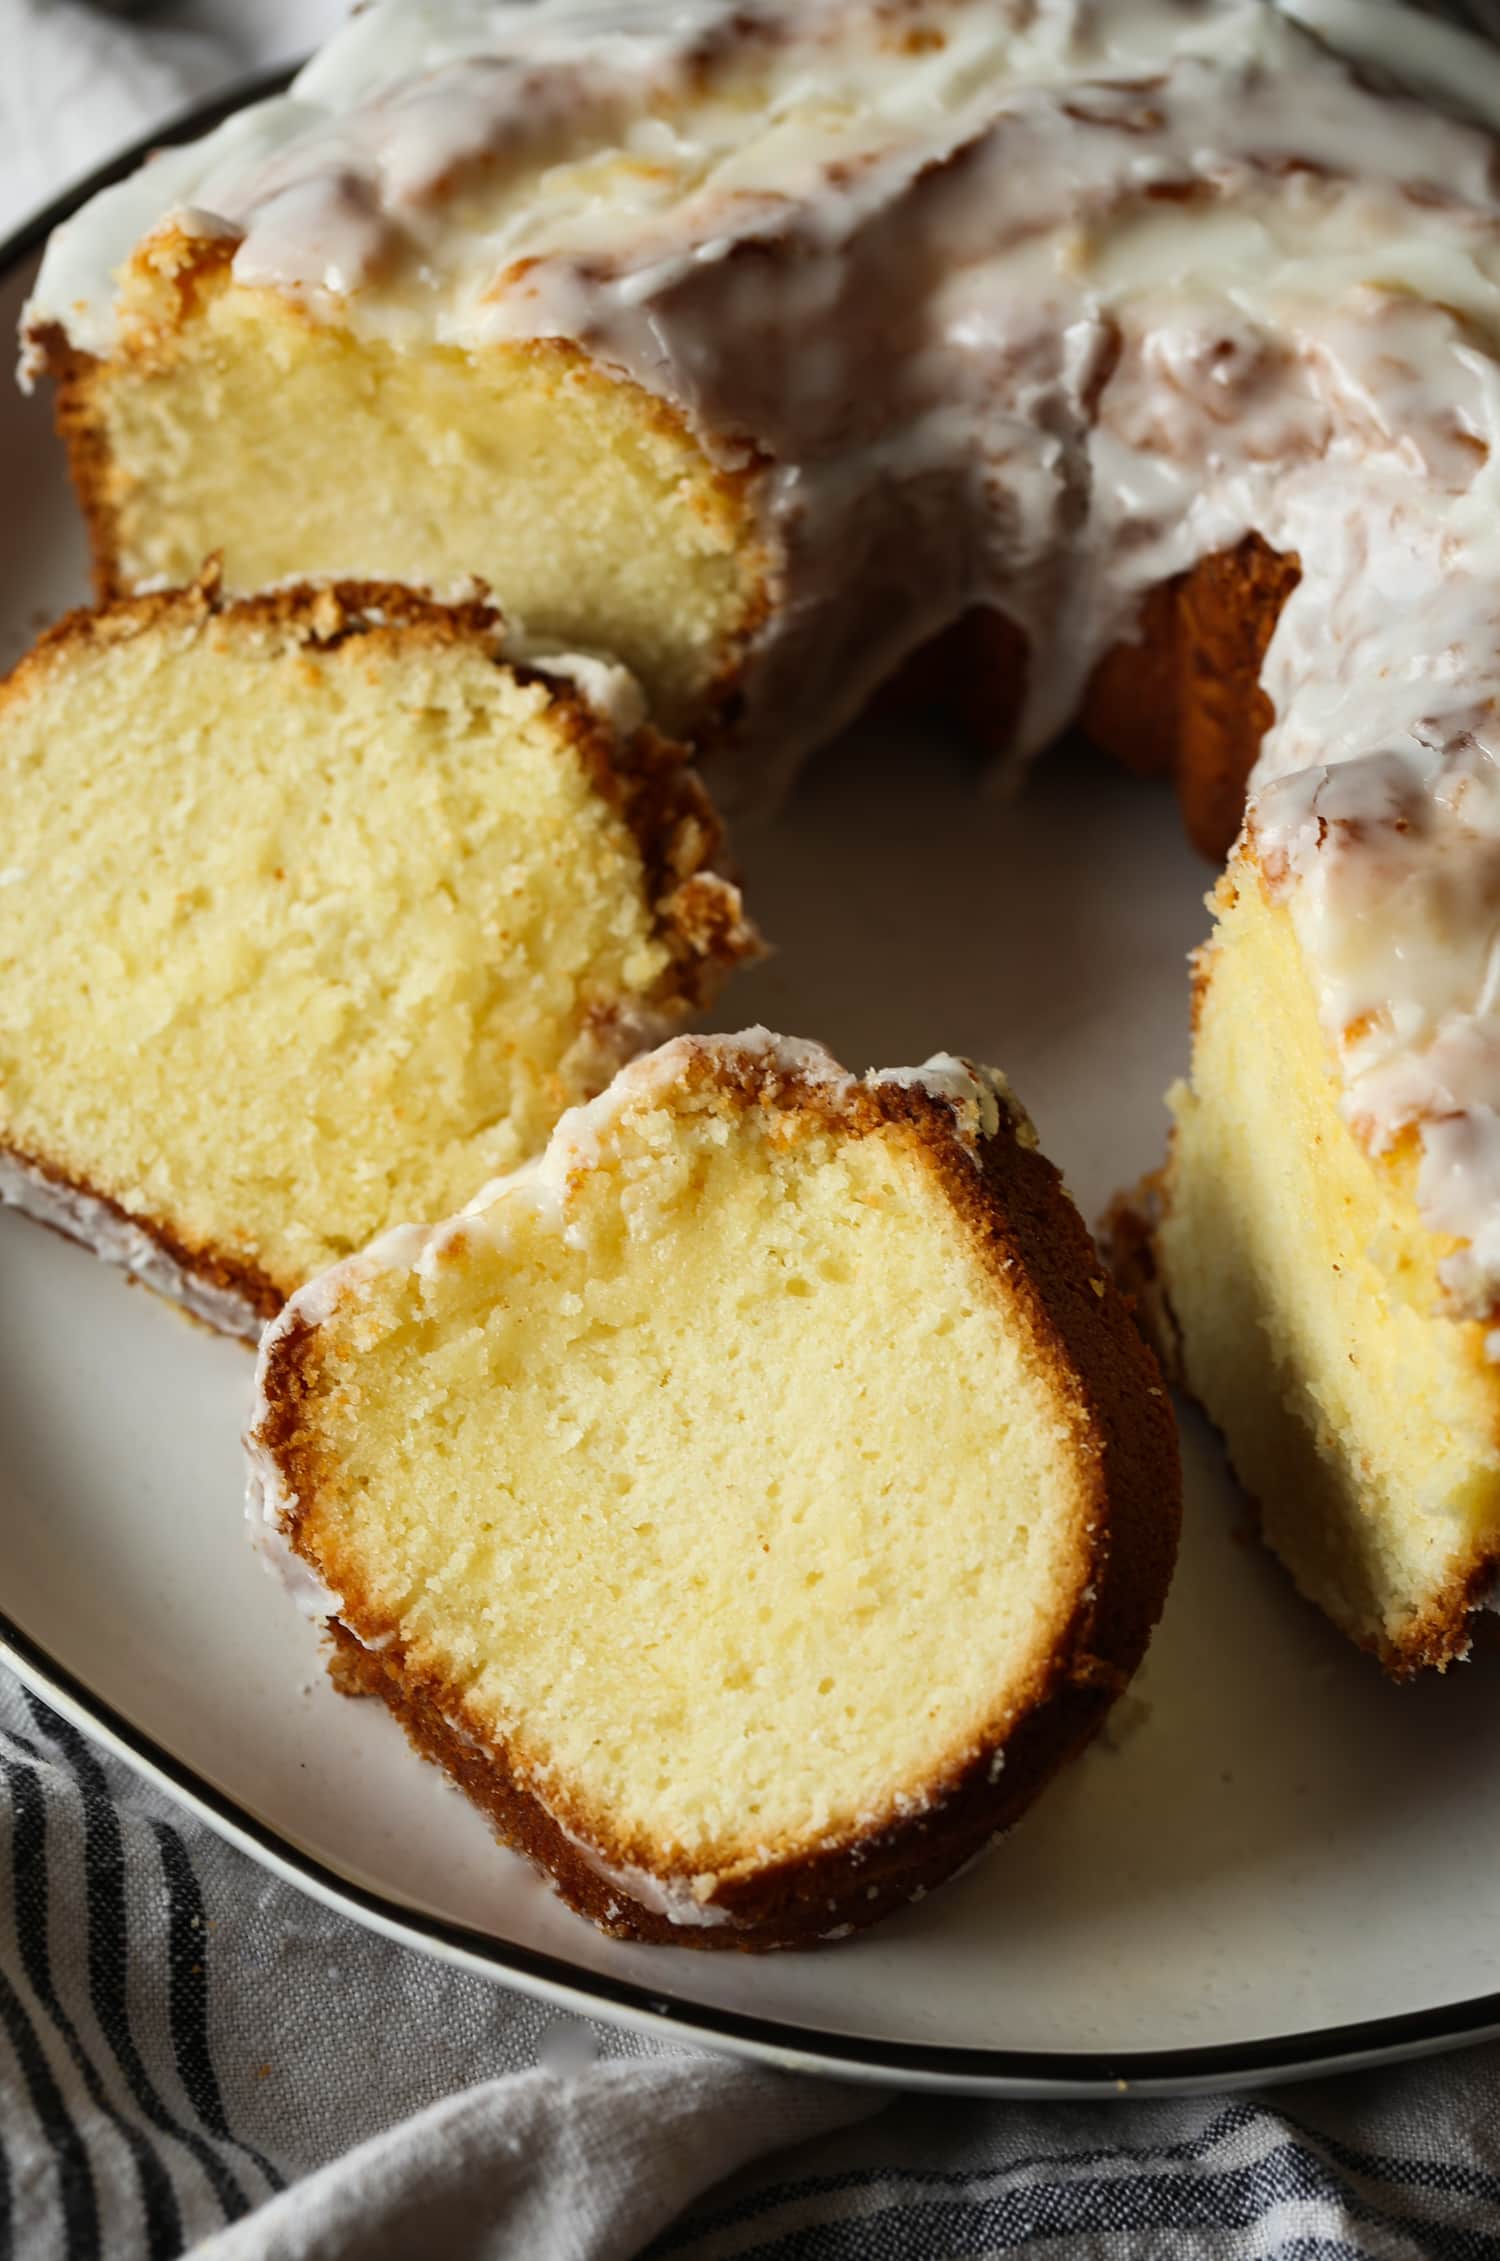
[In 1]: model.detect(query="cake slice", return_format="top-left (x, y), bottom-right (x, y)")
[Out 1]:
top-left (1134, 851), bottom-right (1500, 1676)
top-left (246, 1031), bottom-right (1180, 1950)
top-left (0, 578), bottom-right (756, 1336)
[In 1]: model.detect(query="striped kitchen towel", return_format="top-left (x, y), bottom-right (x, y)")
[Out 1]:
top-left (5, 1665), bottom-right (1500, 2260)
top-left (0, 1670), bottom-right (873, 2259)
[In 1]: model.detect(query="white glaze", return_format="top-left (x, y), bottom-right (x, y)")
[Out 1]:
top-left (552, 1816), bottom-right (737, 1930)
top-left (871, 1054), bottom-right (1014, 1149)
top-left (27, 0), bottom-right (1500, 1306)
top-left (0, 1146), bottom-right (265, 1341)
top-left (519, 647), bottom-right (645, 738)
top-left (243, 1440), bottom-right (348, 1624)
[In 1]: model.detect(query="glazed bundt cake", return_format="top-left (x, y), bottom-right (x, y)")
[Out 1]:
top-left (24, 0), bottom-right (1500, 1671)
top-left (0, 579), bottom-right (755, 1334)
top-left (246, 1032), bottom-right (1180, 1949)
top-left (16, 0), bottom-right (1379, 813)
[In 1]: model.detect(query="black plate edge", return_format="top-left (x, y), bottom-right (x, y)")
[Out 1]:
top-left (9, 1601), bottom-right (1500, 2098)
top-left (5, 72), bottom-right (1500, 2099)
top-left (0, 66), bottom-right (297, 279)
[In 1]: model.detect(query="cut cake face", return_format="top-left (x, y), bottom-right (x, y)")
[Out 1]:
top-left (247, 1031), bottom-right (1180, 1949)
top-left (1149, 856), bottom-right (1500, 1674)
top-left (0, 579), bottom-right (757, 1334)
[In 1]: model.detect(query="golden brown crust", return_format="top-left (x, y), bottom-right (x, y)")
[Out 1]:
top-left (326, 1619), bottom-right (1149, 1950)
top-left (0, 572), bottom-right (758, 1325)
top-left (540, 700), bottom-right (761, 1010)
top-left (1381, 1555), bottom-right (1500, 1676)
top-left (1171, 537), bottom-right (1302, 858)
top-left (1078, 580), bottom-right (1183, 781)
top-left (28, 328), bottom-right (122, 607)
top-left (892, 1075), bottom-right (1181, 1704)
top-left (1083, 532), bottom-right (1301, 856)
top-left (876, 535), bottom-right (1300, 864)
top-left (0, 560), bottom-right (504, 700)
top-left (253, 1046), bottom-right (1181, 1949)
top-left (1098, 1170), bottom-right (1181, 1386)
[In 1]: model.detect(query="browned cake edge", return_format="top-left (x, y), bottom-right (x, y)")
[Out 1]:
top-left (0, 1143), bottom-right (278, 1339)
top-left (0, 573), bottom-right (760, 1330)
top-left (838, 535), bottom-right (1303, 864)
top-left (27, 324), bottom-right (128, 609)
top-left (252, 1043), bottom-right (1181, 1951)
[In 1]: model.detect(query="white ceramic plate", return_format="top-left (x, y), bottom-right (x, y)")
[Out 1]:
top-left (6, 102), bottom-right (1500, 2101)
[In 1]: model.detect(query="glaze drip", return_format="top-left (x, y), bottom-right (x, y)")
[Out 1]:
top-left (25, 0), bottom-right (1500, 1310)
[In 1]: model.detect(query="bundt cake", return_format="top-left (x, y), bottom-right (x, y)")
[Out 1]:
top-left (246, 1031), bottom-right (1180, 1949)
top-left (0, 578), bottom-right (755, 1335)
top-left (24, 0), bottom-right (1500, 1672)
top-left (16, 0), bottom-right (1372, 814)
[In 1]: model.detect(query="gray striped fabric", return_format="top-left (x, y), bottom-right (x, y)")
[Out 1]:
top-left (5, 1668), bottom-right (1500, 2258)
top-left (0, 1671), bottom-right (874, 2258)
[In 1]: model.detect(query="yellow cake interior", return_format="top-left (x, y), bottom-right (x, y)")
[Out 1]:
top-left (1158, 863), bottom-right (1500, 1664)
top-left (0, 606), bottom-right (707, 1295)
top-left (88, 279), bottom-right (762, 733)
top-left (289, 1087), bottom-right (1096, 1873)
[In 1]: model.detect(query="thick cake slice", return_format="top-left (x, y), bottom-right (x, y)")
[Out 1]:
top-left (247, 1031), bottom-right (1180, 1950)
top-left (1141, 853), bottom-right (1500, 1677)
top-left (0, 579), bottom-right (755, 1336)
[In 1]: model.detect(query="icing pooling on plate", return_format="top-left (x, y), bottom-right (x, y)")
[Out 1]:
top-left (24, 0), bottom-right (1500, 1311)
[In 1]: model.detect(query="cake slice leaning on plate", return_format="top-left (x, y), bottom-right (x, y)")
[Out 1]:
top-left (0, 577), bottom-right (757, 1337)
top-left (1130, 830), bottom-right (1500, 1678)
top-left (246, 1030), bottom-right (1180, 1951)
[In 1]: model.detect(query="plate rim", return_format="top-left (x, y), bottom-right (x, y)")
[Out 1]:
top-left (7, 74), bottom-right (1500, 2102)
